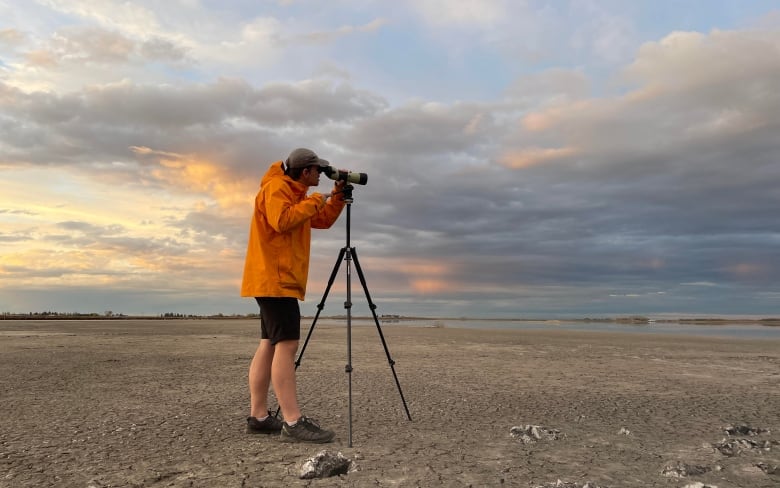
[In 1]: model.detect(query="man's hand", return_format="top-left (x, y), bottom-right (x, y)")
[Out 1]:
top-left (333, 178), bottom-right (347, 194)
top-left (330, 172), bottom-right (347, 197)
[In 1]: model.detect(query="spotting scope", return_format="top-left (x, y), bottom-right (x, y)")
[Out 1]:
top-left (324, 166), bottom-right (367, 185)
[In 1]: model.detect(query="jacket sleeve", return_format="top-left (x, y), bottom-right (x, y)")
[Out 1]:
top-left (311, 192), bottom-right (346, 229)
top-left (263, 180), bottom-right (324, 233)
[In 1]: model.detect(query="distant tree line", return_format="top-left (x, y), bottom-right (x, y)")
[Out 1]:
top-left (0, 311), bottom-right (260, 320)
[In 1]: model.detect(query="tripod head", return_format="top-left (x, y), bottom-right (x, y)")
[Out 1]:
top-left (341, 184), bottom-right (354, 203)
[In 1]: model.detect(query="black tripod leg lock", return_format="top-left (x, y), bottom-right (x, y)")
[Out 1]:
top-left (344, 300), bottom-right (352, 309)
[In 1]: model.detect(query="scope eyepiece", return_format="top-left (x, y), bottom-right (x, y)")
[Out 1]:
top-left (323, 166), bottom-right (368, 185)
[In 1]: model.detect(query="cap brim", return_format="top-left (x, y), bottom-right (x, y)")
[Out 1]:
top-left (317, 158), bottom-right (331, 167)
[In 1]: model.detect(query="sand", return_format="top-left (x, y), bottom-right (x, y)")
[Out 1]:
top-left (1, 319), bottom-right (778, 487)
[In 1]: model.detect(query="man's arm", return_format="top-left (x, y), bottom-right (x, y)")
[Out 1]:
top-left (263, 180), bottom-right (325, 233)
top-left (311, 181), bottom-right (347, 229)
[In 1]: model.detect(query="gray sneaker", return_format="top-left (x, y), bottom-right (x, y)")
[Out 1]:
top-left (246, 412), bottom-right (284, 434)
top-left (280, 416), bottom-right (335, 443)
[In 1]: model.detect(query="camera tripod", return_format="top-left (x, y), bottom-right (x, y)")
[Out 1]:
top-left (296, 184), bottom-right (412, 446)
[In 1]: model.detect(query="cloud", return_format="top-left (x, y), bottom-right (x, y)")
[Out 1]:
top-left (290, 18), bottom-right (389, 45)
top-left (724, 262), bottom-right (773, 283)
top-left (410, 0), bottom-right (507, 27)
top-left (12, 25), bottom-right (188, 73)
top-left (569, 0), bottom-right (638, 63)
top-left (344, 100), bottom-right (495, 160)
top-left (0, 28), bottom-right (26, 46)
top-left (35, 0), bottom-right (162, 38)
top-left (506, 68), bottom-right (591, 106)
top-left (512, 29), bottom-right (780, 176)
top-left (498, 146), bottom-right (580, 169)
top-left (406, 0), bottom-right (641, 66)
top-left (130, 146), bottom-right (251, 210)
top-left (0, 77), bottom-right (387, 179)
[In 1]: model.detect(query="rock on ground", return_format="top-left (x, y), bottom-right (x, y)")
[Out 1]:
top-left (299, 450), bottom-right (352, 479)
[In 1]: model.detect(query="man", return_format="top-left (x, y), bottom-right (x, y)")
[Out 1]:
top-left (241, 147), bottom-right (346, 443)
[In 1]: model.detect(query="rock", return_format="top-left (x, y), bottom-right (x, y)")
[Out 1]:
top-left (510, 425), bottom-right (564, 444)
top-left (617, 427), bottom-right (631, 436)
top-left (724, 425), bottom-right (769, 436)
top-left (299, 450), bottom-right (352, 479)
top-left (533, 480), bottom-right (607, 488)
top-left (681, 483), bottom-right (718, 488)
top-left (713, 438), bottom-right (778, 456)
top-left (755, 463), bottom-right (779, 475)
top-left (661, 462), bottom-right (710, 478)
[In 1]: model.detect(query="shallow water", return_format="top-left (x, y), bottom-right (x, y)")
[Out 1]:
top-left (314, 318), bottom-right (780, 340)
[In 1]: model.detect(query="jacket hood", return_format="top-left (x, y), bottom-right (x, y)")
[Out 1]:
top-left (261, 161), bottom-right (286, 187)
top-left (262, 161), bottom-right (308, 195)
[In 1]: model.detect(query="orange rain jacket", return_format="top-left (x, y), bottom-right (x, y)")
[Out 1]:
top-left (241, 161), bottom-right (345, 300)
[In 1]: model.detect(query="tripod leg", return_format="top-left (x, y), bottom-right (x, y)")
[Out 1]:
top-left (296, 247), bottom-right (346, 368)
top-left (274, 247), bottom-right (345, 418)
top-left (350, 247), bottom-right (413, 421)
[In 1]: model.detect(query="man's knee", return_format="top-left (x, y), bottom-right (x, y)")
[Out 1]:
top-left (275, 339), bottom-right (299, 354)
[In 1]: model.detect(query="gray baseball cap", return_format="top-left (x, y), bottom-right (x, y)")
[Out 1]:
top-left (285, 148), bottom-right (331, 169)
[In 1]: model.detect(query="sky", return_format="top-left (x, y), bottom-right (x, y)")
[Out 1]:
top-left (1, 1), bottom-right (779, 318)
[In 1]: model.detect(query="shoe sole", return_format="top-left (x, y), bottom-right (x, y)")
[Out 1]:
top-left (247, 415), bottom-right (284, 435)
top-left (247, 428), bottom-right (283, 435)
top-left (280, 432), bottom-right (335, 443)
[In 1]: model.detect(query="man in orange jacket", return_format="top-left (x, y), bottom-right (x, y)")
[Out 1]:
top-left (241, 148), bottom-right (346, 443)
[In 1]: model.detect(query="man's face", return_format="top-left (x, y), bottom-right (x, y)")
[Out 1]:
top-left (302, 165), bottom-right (322, 187)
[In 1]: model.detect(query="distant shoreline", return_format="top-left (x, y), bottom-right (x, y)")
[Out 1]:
top-left (1, 313), bottom-right (778, 326)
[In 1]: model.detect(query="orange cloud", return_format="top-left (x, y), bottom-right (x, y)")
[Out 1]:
top-left (521, 99), bottom-right (594, 132)
top-left (521, 111), bottom-right (556, 132)
top-left (725, 263), bottom-right (767, 281)
top-left (348, 257), bottom-right (464, 296)
top-left (499, 146), bottom-right (579, 169)
top-left (0, 28), bottom-right (26, 44)
top-left (409, 278), bottom-right (460, 294)
top-left (395, 260), bottom-right (463, 295)
top-left (640, 258), bottom-right (665, 270)
top-left (394, 262), bottom-right (451, 276)
top-left (131, 146), bottom-right (253, 211)
top-left (463, 113), bottom-right (484, 135)
top-left (25, 50), bottom-right (59, 67)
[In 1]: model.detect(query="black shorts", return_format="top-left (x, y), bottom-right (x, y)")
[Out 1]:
top-left (255, 297), bottom-right (301, 345)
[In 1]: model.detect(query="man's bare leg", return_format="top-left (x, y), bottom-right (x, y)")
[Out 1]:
top-left (248, 339), bottom-right (274, 418)
top-left (272, 339), bottom-right (302, 423)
